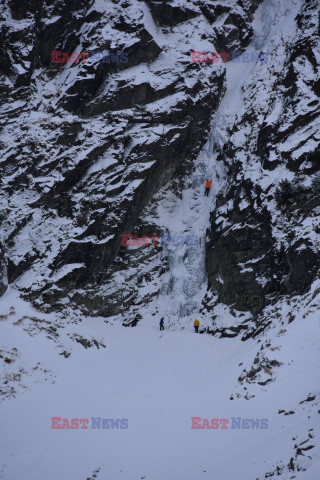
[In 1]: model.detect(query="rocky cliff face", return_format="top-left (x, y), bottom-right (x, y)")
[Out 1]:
top-left (206, 0), bottom-right (320, 314)
top-left (1, 0), bottom-right (319, 320)
top-left (1, 0), bottom-right (265, 315)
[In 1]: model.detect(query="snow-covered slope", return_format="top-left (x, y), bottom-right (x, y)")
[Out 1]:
top-left (0, 284), bottom-right (319, 480)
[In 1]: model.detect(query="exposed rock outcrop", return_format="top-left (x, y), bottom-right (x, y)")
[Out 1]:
top-left (0, 0), bottom-right (264, 314)
top-left (205, 0), bottom-right (320, 313)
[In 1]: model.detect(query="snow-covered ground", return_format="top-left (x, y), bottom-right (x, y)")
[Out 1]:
top-left (0, 285), bottom-right (319, 480)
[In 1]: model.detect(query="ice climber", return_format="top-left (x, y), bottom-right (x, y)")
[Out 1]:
top-left (204, 180), bottom-right (212, 196)
top-left (194, 319), bottom-right (199, 333)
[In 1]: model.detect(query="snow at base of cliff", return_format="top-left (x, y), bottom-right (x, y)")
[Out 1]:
top-left (0, 285), bottom-right (319, 480)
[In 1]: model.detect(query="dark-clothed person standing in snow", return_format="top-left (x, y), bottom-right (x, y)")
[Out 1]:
top-left (160, 318), bottom-right (164, 331)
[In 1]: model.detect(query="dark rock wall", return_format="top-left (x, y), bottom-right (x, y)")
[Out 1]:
top-left (205, 0), bottom-right (320, 314)
top-left (3, 0), bottom-right (300, 317)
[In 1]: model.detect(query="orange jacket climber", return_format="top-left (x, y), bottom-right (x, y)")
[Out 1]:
top-left (205, 180), bottom-right (212, 196)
